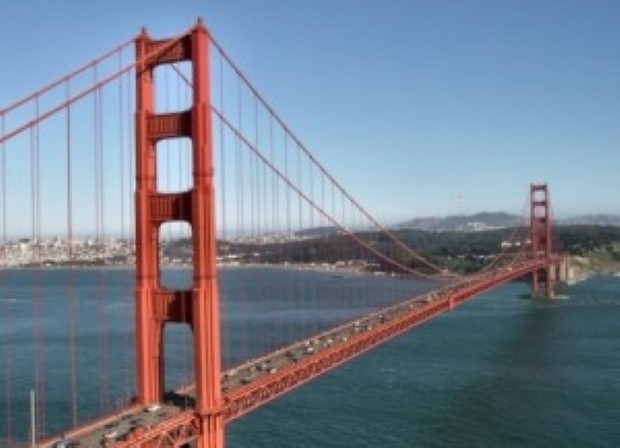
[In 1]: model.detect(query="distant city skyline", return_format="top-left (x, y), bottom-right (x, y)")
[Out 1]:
top-left (1, 0), bottom-right (619, 232)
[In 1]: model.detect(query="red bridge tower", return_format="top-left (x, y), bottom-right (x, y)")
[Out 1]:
top-left (134, 21), bottom-right (224, 447)
top-left (530, 183), bottom-right (554, 298)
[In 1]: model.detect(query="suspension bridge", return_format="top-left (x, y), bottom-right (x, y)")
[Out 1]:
top-left (0, 21), bottom-right (566, 447)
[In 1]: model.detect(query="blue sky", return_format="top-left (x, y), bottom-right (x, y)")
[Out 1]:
top-left (1, 0), bottom-right (618, 224)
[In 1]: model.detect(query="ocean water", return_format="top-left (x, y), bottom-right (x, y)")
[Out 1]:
top-left (0, 269), bottom-right (619, 447)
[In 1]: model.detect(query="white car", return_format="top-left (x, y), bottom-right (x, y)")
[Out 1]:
top-left (146, 403), bottom-right (161, 413)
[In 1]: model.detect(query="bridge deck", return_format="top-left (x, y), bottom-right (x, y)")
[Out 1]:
top-left (39, 259), bottom-right (548, 447)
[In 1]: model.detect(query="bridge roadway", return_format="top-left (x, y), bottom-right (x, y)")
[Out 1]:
top-left (40, 257), bottom-right (550, 447)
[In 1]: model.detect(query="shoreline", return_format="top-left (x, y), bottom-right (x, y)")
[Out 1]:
top-left (2, 256), bottom-right (620, 282)
top-left (568, 254), bottom-right (620, 281)
top-left (0, 261), bottom-right (373, 276)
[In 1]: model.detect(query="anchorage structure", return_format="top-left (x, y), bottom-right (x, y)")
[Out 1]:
top-left (134, 21), bottom-right (224, 447)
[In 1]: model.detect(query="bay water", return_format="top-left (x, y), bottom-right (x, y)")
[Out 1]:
top-left (0, 268), bottom-right (618, 447)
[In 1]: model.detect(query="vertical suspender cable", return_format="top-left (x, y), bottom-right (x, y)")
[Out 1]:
top-left (249, 100), bottom-right (256, 244)
top-left (235, 78), bottom-right (248, 360)
top-left (296, 143), bottom-right (302, 240)
top-left (117, 50), bottom-right (130, 404)
top-left (100, 76), bottom-right (109, 412)
top-left (256, 98), bottom-right (262, 243)
top-left (252, 97), bottom-right (264, 351)
top-left (309, 156), bottom-right (314, 231)
top-left (93, 68), bottom-right (103, 412)
top-left (295, 143), bottom-right (306, 339)
top-left (117, 50), bottom-right (133, 406)
top-left (284, 133), bottom-right (290, 239)
top-left (94, 66), bottom-right (109, 413)
top-left (127, 68), bottom-right (135, 247)
top-left (30, 96), bottom-right (45, 439)
top-left (36, 94), bottom-right (46, 436)
top-left (237, 79), bottom-right (244, 240)
top-left (125, 65), bottom-right (135, 400)
top-left (341, 186), bottom-right (346, 272)
top-left (261, 122), bottom-right (267, 260)
top-left (283, 132), bottom-right (294, 339)
top-left (177, 70), bottom-right (184, 239)
top-left (219, 50), bottom-right (227, 243)
top-left (30, 389), bottom-right (36, 448)
top-left (185, 78), bottom-right (191, 239)
top-left (118, 52), bottom-right (126, 241)
top-left (164, 67), bottom-right (172, 240)
top-left (65, 79), bottom-right (78, 427)
top-left (173, 64), bottom-right (188, 385)
top-left (218, 52), bottom-right (230, 367)
top-left (270, 117), bottom-right (279, 267)
top-left (1, 113), bottom-right (12, 445)
top-left (36, 96), bottom-right (45, 435)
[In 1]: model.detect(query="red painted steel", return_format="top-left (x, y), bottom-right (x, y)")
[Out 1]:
top-left (24, 22), bottom-right (563, 448)
top-left (530, 184), bottom-right (553, 297)
top-left (221, 258), bottom-right (547, 422)
top-left (37, 259), bottom-right (564, 447)
top-left (134, 20), bottom-right (224, 448)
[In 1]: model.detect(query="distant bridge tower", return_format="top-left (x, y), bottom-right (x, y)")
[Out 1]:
top-left (134, 21), bottom-right (224, 447)
top-left (530, 183), bottom-right (553, 298)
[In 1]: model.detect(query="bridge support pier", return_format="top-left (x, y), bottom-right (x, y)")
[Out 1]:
top-left (197, 413), bottom-right (225, 448)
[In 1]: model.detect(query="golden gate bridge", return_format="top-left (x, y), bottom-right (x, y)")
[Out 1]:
top-left (0, 20), bottom-right (566, 447)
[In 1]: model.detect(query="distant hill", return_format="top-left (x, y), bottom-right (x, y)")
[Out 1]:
top-left (294, 226), bottom-right (339, 239)
top-left (394, 212), bottom-right (523, 232)
top-left (395, 212), bottom-right (620, 232)
top-left (559, 214), bottom-right (620, 227)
